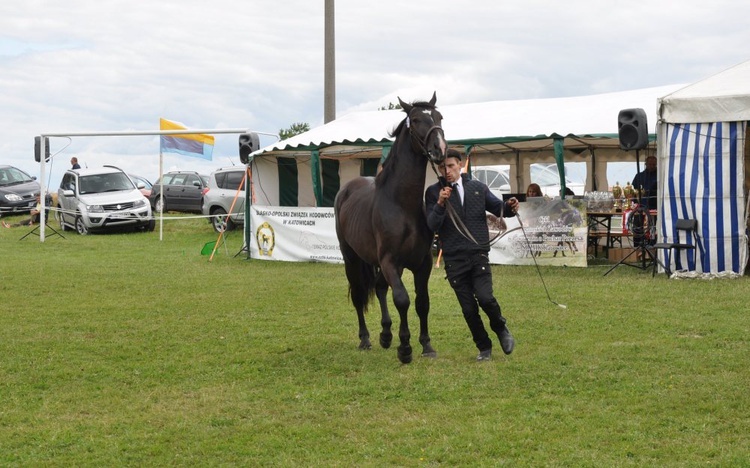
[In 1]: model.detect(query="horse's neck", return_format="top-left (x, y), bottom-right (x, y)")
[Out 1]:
top-left (381, 139), bottom-right (429, 210)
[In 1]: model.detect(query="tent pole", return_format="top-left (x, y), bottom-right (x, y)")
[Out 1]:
top-left (553, 138), bottom-right (566, 198)
top-left (311, 149), bottom-right (322, 206)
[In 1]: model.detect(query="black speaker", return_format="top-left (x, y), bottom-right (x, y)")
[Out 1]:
top-left (618, 108), bottom-right (648, 150)
top-left (239, 132), bottom-right (260, 164)
top-left (34, 136), bottom-right (50, 162)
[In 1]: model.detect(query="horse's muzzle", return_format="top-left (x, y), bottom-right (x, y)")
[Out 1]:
top-left (426, 128), bottom-right (447, 164)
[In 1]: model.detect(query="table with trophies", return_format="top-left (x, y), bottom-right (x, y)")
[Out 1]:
top-left (586, 182), bottom-right (647, 260)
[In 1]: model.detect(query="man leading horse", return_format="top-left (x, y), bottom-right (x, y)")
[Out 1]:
top-left (425, 149), bottom-right (519, 361)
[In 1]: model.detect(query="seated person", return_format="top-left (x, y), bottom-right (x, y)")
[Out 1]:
top-left (2, 194), bottom-right (41, 228)
top-left (526, 183), bottom-right (543, 198)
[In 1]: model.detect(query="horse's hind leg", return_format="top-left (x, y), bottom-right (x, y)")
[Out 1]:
top-left (375, 272), bottom-right (393, 349)
top-left (414, 254), bottom-right (436, 358)
top-left (343, 252), bottom-right (372, 350)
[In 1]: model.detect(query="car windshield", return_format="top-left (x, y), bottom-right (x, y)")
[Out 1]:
top-left (79, 172), bottom-right (135, 194)
top-left (130, 175), bottom-right (152, 189)
top-left (473, 168), bottom-right (510, 190)
top-left (531, 164), bottom-right (579, 186)
top-left (0, 167), bottom-right (34, 187)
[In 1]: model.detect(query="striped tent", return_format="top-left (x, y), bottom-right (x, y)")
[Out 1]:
top-left (657, 61), bottom-right (750, 277)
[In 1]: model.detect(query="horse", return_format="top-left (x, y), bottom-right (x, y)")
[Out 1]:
top-left (334, 92), bottom-right (447, 364)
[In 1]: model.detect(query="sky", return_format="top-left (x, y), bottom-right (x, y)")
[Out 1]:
top-left (3, 0), bottom-right (750, 191)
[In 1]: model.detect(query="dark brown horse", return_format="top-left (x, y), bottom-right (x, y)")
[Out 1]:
top-left (334, 92), bottom-right (447, 363)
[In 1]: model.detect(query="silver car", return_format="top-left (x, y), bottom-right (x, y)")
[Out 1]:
top-left (57, 165), bottom-right (154, 235)
top-left (201, 166), bottom-right (247, 232)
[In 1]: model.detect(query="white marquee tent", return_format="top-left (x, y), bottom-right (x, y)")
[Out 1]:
top-left (657, 60), bottom-right (750, 277)
top-left (250, 84), bottom-right (683, 207)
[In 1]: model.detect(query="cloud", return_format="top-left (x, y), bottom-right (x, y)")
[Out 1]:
top-left (2, 0), bottom-right (750, 190)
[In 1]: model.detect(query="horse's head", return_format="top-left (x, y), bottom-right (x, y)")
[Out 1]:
top-left (397, 91), bottom-right (447, 164)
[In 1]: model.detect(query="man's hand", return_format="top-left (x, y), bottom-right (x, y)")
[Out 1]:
top-left (506, 197), bottom-right (519, 213)
top-left (437, 186), bottom-right (452, 206)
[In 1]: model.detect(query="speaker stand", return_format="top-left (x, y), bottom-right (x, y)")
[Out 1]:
top-left (603, 240), bottom-right (655, 275)
top-left (19, 222), bottom-right (66, 241)
top-left (604, 202), bottom-right (654, 276)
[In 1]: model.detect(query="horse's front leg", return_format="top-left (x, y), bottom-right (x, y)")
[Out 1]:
top-left (380, 260), bottom-right (412, 364)
top-left (375, 272), bottom-right (393, 349)
top-left (413, 253), bottom-right (436, 358)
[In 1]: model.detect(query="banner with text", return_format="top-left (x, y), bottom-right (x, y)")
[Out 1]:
top-left (487, 198), bottom-right (588, 267)
top-left (248, 199), bottom-right (588, 267)
top-left (249, 205), bottom-right (343, 263)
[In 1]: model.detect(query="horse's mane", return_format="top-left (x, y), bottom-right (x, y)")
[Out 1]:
top-left (377, 100), bottom-right (436, 186)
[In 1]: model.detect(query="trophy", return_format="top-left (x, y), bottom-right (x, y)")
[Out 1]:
top-left (623, 181), bottom-right (635, 210)
top-left (612, 182), bottom-right (623, 212)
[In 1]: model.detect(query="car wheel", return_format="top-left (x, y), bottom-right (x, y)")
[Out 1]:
top-left (154, 198), bottom-right (166, 213)
top-left (75, 215), bottom-right (89, 235)
top-left (57, 205), bottom-right (70, 231)
top-left (146, 218), bottom-right (155, 232)
top-left (211, 207), bottom-right (234, 232)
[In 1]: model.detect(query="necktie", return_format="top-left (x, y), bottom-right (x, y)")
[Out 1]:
top-left (453, 183), bottom-right (462, 205)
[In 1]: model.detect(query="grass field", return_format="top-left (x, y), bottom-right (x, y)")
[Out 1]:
top-left (2, 213), bottom-right (750, 466)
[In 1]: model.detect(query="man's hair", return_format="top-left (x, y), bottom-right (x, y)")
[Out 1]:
top-left (446, 148), bottom-right (462, 161)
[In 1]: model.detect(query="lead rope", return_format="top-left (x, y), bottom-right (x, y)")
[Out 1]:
top-left (427, 160), bottom-right (506, 248)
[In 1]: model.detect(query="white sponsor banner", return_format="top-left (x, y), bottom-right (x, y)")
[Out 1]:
top-left (249, 205), bottom-right (343, 263)
top-left (248, 200), bottom-right (588, 266)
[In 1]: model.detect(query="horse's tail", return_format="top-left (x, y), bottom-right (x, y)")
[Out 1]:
top-left (349, 261), bottom-right (378, 313)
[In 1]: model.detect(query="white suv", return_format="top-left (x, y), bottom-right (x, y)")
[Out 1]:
top-left (201, 166), bottom-right (246, 232)
top-left (57, 165), bottom-right (154, 235)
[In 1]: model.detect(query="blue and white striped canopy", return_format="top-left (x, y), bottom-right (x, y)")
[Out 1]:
top-left (657, 60), bottom-right (750, 277)
top-left (658, 121), bottom-right (747, 276)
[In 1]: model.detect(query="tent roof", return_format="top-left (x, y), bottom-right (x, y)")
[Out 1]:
top-left (659, 59), bottom-right (750, 123)
top-left (257, 84), bottom-right (683, 159)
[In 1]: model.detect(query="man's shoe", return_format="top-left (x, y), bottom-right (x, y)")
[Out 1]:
top-left (476, 349), bottom-right (492, 361)
top-left (499, 327), bottom-right (515, 355)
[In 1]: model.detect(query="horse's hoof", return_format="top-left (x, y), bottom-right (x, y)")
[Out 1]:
top-left (398, 353), bottom-right (413, 364)
top-left (421, 351), bottom-right (437, 359)
top-left (358, 340), bottom-right (372, 350)
top-left (398, 346), bottom-right (413, 364)
top-left (379, 333), bottom-right (393, 349)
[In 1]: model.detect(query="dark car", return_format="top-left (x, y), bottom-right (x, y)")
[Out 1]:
top-left (0, 165), bottom-right (42, 217)
top-left (149, 171), bottom-right (208, 213)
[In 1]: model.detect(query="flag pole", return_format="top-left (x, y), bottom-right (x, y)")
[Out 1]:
top-left (158, 148), bottom-right (164, 241)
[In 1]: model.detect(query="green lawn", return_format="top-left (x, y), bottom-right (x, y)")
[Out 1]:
top-left (2, 214), bottom-right (749, 466)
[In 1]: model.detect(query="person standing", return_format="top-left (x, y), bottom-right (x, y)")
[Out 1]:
top-left (631, 155), bottom-right (657, 210)
top-left (70, 157), bottom-right (81, 169)
top-left (425, 149), bottom-right (519, 361)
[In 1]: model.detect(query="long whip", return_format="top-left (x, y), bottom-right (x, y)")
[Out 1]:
top-left (515, 213), bottom-right (568, 309)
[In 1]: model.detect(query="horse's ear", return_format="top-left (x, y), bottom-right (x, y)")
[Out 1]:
top-left (398, 97), bottom-right (412, 114)
top-left (429, 91), bottom-right (437, 107)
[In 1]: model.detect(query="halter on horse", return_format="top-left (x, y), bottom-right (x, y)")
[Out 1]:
top-left (334, 92), bottom-right (447, 364)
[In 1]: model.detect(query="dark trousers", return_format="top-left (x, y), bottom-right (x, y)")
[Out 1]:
top-left (444, 253), bottom-right (507, 351)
